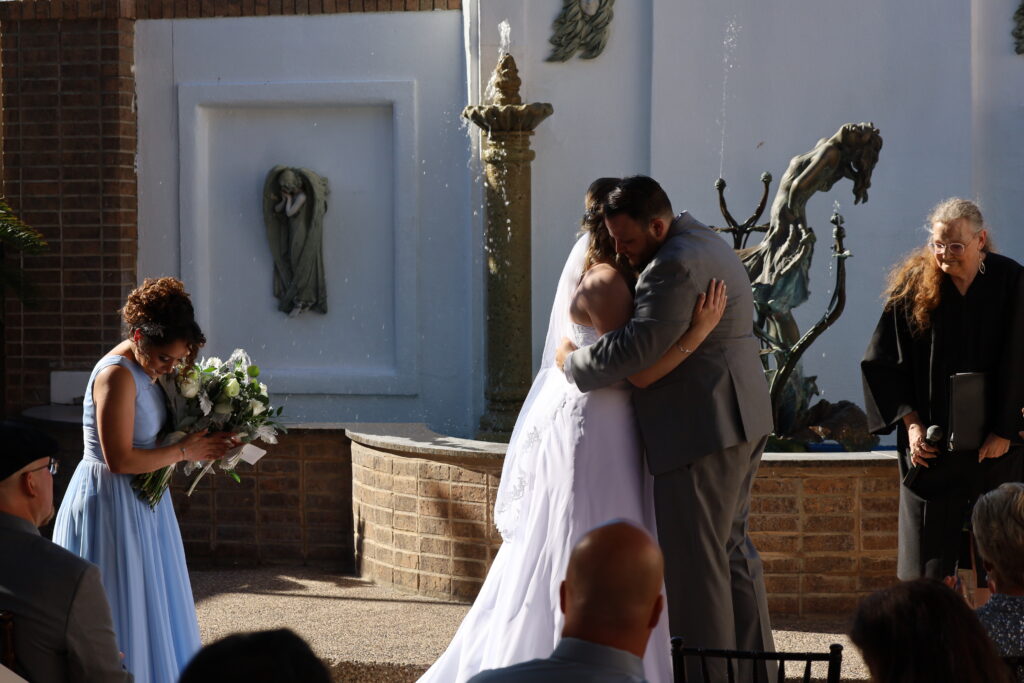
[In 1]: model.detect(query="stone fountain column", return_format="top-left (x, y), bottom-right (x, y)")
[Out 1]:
top-left (463, 54), bottom-right (553, 441)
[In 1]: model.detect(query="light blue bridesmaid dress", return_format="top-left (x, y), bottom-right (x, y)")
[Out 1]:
top-left (53, 355), bottom-right (201, 683)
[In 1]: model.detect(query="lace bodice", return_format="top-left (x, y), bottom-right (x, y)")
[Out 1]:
top-left (570, 322), bottom-right (599, 347)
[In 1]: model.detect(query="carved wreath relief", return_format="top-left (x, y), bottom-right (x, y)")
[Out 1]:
top-left (546, 0), bottom-right (615, 62)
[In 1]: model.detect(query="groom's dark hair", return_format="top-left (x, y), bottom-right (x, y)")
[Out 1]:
top-left (603, 175), bottom-right (673, 228)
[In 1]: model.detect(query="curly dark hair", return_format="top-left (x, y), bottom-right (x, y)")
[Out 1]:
top-left (580, 177), bottom-right (635, 282)
top-left (121, 277), bottom-right (206, 367)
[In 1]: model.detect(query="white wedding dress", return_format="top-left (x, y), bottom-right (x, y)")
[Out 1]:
top-left (418, 236), bottom-right (672, 683)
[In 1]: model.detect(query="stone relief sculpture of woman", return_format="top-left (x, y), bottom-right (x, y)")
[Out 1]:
top-left (262, 166), bottom-right (330, 316)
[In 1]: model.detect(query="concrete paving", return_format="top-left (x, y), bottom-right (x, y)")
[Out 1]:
top-left (192, 567), bottom-right (868, 682)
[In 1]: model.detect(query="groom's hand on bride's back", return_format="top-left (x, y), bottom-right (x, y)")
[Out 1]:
top-left (555, 337), bottom-right (577, 372)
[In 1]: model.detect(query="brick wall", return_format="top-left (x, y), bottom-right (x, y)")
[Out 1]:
top-left (351, 443), bottom-right (503, 601)
top-left (1, 9), bottom-right (138, 414)
top-left (351, 443), bottom-right (900, 616)
top-left (751, 458), bottom-right (899, 616)
top-left (175, 428), bottom-right (354, 569)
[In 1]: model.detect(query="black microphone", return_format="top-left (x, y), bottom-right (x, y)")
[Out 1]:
top-left (925, 425), bottom-right (944, 449)
top-left (903, 426), bottom-right (944, 489)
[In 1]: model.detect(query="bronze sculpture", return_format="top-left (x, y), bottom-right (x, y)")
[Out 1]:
top-left (713, 123), bottom-right (883, 447)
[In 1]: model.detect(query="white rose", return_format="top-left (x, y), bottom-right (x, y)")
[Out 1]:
top-left (179, 378), bottom-right (200, 399)
top-left (250, 399), bottom-right (266, 416)
top-left (214, 402), bottom-right (233, 415)
top-left (259, 382), bottom-right (269, 397)
top-left (223, 378), bottom-right (241, 398)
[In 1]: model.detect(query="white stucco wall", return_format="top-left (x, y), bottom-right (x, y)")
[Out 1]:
top-left (135, 3), bottom-right (1024, 436)
top-left (135, 12), bottom-right (477, 434)
top-left (469, 0), bottom-right (1024, 426)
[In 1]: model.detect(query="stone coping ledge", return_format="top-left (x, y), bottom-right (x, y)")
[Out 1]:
top-left (343, 422), bottom-right (896, 469)
top-left (345, 423), bottom-right (505, 473)
top-left (762, 451), bottom-right (897, 466)
top-left (13, 412), bottom-right (900, 471)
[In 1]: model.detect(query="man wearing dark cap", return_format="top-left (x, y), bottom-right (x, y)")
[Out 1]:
top-left (0, 421), bottom-right (132, 682)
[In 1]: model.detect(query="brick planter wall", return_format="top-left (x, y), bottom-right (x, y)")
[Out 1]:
top-left (174, 427), bottom-right (354, 569)
top-left (751, 457), bottom-right (899, 616)
top-left (351, 442), bottom-right (503, 601)
top-left (351, 436), bottom-right (900, 616)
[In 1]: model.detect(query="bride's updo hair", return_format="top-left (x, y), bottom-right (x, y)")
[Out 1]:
top-left (581, 177), bottom-right (634, 281)
top-left (121, 277), bottom-right (206, 367)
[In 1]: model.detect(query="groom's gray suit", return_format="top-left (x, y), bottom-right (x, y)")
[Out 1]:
top-left (567, 212), bottom-right (775, 671)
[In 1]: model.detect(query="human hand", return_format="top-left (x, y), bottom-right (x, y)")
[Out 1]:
top-left (179, 430), bottom-right (235, 462)
top-left (689, 279), bottom-right (727, 338)
top-left (555, 337), bottom-right (577, 371)
top-left (907, 422), bottom-right (939, 468)
top-left (978, 432), bottom-right (1010, 462)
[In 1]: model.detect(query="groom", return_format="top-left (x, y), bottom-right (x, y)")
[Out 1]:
top-left (556, 175), bottom-right (775, 678)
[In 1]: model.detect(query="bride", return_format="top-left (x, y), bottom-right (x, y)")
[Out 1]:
top-left (420, 178), bottom-right (727, 682)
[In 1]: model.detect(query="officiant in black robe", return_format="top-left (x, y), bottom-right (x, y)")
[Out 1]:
top-left (862, 199), bottom-right (1024, 580)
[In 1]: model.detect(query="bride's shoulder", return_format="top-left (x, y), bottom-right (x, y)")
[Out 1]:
top-left (579, 262), bottom-right (626, 287)
top-left (572, 263), bottom-right (632, 315)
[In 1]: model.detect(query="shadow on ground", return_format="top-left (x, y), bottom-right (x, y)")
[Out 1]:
top-left (191, 567), bottom-right (867, 682)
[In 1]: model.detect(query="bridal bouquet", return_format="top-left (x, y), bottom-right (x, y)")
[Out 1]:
top-left (132, 349), bottom-right (285, 508)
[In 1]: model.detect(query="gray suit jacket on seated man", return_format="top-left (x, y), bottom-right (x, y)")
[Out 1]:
top-left (564, 176), bottom-right (775, 680)
top-left (0, 421), bottom-right (131, 683)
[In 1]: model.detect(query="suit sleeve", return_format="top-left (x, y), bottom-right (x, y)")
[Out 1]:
top-left (568, 254), bottom-right (699, 392)
top-left (65, 565), bottom-right (133, 683)
top-left (860, 304), bottom-right (916, 435)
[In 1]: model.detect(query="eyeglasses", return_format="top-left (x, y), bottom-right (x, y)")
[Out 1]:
top-left (929, 234), bottom-right (978, 256)
top-left (26, 457), bottom-right (59, 476)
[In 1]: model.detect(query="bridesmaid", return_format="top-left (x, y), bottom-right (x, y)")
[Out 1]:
top-left (54, 277), bottom-right (232, 682)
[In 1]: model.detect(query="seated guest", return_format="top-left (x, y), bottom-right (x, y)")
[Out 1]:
top-left (850, 578), bottom-right (1011, 683)
top-left (0, 421), bottom-right (131, 682)
top-left (178, 629), bottom-right (330, 683)
top-left (468, 520), bottom-right (664, 683)
top-left (973, 482), bottom-right (1024, 680)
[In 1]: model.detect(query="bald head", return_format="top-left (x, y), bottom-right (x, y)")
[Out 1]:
top-left (561, 520), bottom-right (664, 657)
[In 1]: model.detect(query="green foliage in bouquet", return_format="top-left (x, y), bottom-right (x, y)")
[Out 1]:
top-left (132, 349), bottom-right (285, 508)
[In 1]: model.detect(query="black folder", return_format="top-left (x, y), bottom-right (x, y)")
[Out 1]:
top-left (947, 372), bottom-right (988, 452)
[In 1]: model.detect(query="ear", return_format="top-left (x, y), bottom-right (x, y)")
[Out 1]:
top-left (649, 217), bottom-right (666, 239)
top-left (22, 470), bottom-right (39, 498)
top-left (650, 215), bottom-right (673, 241)
top-left (977, 229), bottom-right (988, 251)
top-left (647, 594), bottom-right (664, 629)
top-left (559, 581), bottom-right (567, 615)
top-left (133, 329), bottom-right (141, 343)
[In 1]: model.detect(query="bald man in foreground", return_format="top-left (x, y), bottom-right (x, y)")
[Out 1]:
top-left (468, 521), bottom-right (665, 683)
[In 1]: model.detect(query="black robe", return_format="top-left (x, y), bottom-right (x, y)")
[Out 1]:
top-left (862, 251), bottom-right (1024, 578)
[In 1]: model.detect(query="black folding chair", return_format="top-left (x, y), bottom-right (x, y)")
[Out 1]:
top-left (671, 637), bottom-right (843, 683)
top-left (1, 609), bottom-right (17, 671)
